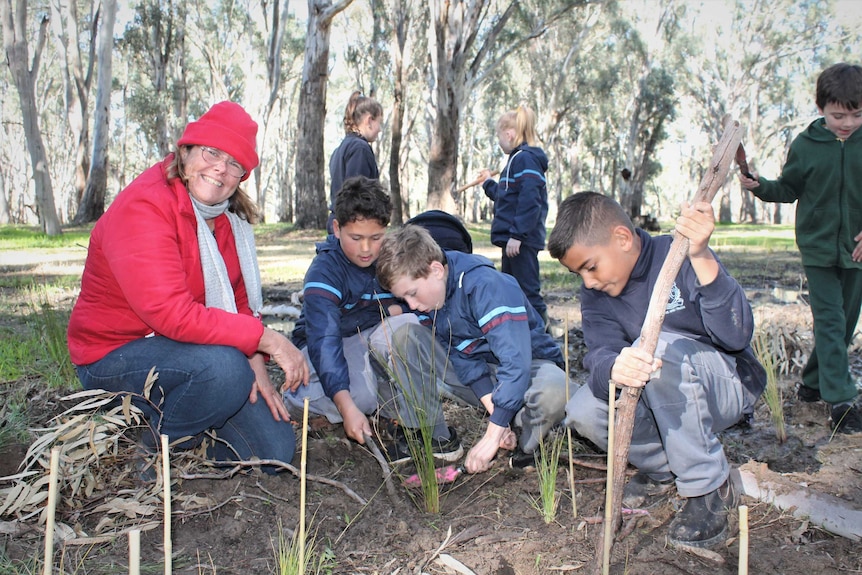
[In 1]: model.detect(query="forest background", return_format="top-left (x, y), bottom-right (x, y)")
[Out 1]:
top-left (1, 0), bottom-right (861, 236)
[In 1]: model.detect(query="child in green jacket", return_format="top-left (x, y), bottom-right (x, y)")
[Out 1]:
top-left (740, 62), bottom-right (862, 433)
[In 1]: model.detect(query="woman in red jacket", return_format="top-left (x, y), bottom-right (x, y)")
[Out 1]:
top-left (67, 101), bottom-right (308, 471)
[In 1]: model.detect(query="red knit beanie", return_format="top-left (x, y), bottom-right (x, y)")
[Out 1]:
top-left (177, 101), bottom-right (259, 181)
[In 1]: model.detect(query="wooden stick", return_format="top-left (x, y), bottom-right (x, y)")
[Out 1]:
top-left (739, 505), bottom-right (749, 575)
top-left (299, 398), bottom-right (309, 572)
top-left (363, 433), bottom-right (398, 500)
top-left (161, 434), bottom-right (172, 575)
top-left (129, 529), bottom-right (141, 575)
top-left (564, 316), bottom-right (577, 519)
top-left (590, 118), bottom-right (743, 574)
top-left (42, 447), bottom-right (60, 575)
top-left (602, 380), bottom-right (615, 575)
top-left (455, 170), bottom-right (499, 194)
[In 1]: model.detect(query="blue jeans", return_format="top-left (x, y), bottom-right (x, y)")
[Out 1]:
top-left (75, 337), bottom-right (295, 470)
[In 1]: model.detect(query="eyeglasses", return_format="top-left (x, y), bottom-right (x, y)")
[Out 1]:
top-left (198, 146), bottom-right (246, 178)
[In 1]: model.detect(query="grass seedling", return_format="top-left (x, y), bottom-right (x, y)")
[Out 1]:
top-left (753, 330), bottom-right (787, 443)
top-left (530, 432), bottom-right (564, 524)
top-left (273, 518), bottom-right (335, 575)
top-left (371, 313), bottom-right (453, 514)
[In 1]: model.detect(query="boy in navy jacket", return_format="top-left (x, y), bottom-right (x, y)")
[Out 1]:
top-left (376, 224), bottom-right (570, 474)
top-left (548, 191), bottom-right (765, 549)
top-left (286, 177), bottom-right (462, 463)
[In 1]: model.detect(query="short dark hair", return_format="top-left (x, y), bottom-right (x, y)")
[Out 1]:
top-left (334, 176), bottom-right (392, 227)
top-left (547, 192), bottom-right (634, 260)
top-left (816, 63), bottom-right (862, 110)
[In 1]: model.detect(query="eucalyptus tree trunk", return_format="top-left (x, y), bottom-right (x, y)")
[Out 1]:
top-left (294, 0), bottom-right (354, 229)
top-left (52, 0), bottom-right (96, 206)
top-left (425, 0), bottom-right (572, 213)
top-left (74, 0), bottom-right (116, 224)
top-left (1, 0), bottom-right (63, 235)
top-left (387, 0), bottom-right (412, 225)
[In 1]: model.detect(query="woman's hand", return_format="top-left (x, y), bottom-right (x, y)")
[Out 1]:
top-left (248, 353), bottom-right (292, 422)
top-left (259, 327), bottom-right (309, 393)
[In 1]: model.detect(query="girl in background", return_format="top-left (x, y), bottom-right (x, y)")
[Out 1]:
top-left (328, 91), bottom-right (383, 233)
top-left (478, 105), bottom-right (550, 326)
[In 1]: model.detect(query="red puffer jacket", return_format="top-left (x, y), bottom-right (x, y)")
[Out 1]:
top-left (68, 156), bottom-right (263, 366)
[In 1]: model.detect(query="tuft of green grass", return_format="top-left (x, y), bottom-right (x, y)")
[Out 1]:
top-left (752, 331), bottom-right (787, 443)
top-left (24, 285), bottom-right (77, 390)
top-left (0, 225), bottom-right (92, 249)
top-left (530, 432), bottom-right (565, 524)
top-left (273, 519), bottom-right (335, 575)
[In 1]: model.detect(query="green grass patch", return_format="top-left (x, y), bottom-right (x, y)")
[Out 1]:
top-left (0, 225), bottom-right (92, 249)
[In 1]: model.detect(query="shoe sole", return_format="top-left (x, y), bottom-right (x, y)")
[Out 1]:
top-left (669, 524), bottom-right (728, 549)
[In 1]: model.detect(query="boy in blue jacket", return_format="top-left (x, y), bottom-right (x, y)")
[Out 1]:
top-left (547, 192), bottom-right (766, 549)
top-left (286, 177), bottom-right (462, 463)
top-left (376, 224), bottom-right (570, 474)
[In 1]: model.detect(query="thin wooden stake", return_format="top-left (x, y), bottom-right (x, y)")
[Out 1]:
top-left (299, 397), bottom-right (310, 571)
top-left (738, 505), bottom-right (749, 575)
top-left (161, 434), bottom-right (172, 575)
top-left (602, 380), bottom-right (615, 575)
top-left (564, 316), bottom-right (577, 519)
top-left (42, 447), bottom-right (60, 575)
top-left (129, 529), bottom-right (141, 575)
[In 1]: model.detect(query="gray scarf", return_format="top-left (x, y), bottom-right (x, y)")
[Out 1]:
top-left (189, 194), bottom-right (263, 316)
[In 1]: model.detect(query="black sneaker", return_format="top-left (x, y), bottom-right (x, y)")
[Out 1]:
top-left (622, 472), bottom-right (675, 509)
top-left (668, 478), bottom-right (738, 548)
top-left (385, 426), bottom-right (464, 464)
top-left (797, 383), bottom-right (821, 403)
top-left (508, 447), bottom-right (537, 470)
top-left (830, 402), bottom-right (862, 434)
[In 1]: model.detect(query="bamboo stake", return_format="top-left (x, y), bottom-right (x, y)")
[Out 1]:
top-left (299, 398), bottom-right (310, 571)
top-left (738, 505), bottom-right (749, 575)
top-left (454, 170), bottom-right (499, 194)
top-left (42, 447), bottom-right (60, 575)
top-left (602, 380), bottom-right (616, 575)
top-left (129, 529), bottom-right (141, 575)
top-left (590, 119), bottom-right (743, 574)
top-left (564, 316), bottom-right (577, 519)
top-left (161, 434), bottom-right (172, 575)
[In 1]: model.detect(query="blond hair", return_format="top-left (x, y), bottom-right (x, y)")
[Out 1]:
top-left (497, 104), bottom-right (540, 148)
top-left (376, 225), bottom-right (446, 290)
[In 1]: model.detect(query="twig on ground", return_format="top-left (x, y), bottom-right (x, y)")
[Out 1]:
top-left (363, 433), bottom-right (398, 501)
top-left (177, 458), bottom-right (367, 505)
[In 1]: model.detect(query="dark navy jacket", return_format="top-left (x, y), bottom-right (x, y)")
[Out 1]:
top-left (580, 228), bottom-right (766, 405)
top-left (292, 235), bottom-right (401, 399)
top-left (423, 250), bottom-right (563, 428)
top-left (483, 143), bottom-right (549, 250)
top-left (329, 133), bottom-right (379, 206)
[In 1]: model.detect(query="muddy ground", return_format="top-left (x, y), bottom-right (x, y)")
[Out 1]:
top-left (1, 241), bottom-right (861, 574)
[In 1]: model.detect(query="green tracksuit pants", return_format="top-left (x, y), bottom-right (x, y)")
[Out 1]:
top-left (801, 265), bottom-right (862, 404)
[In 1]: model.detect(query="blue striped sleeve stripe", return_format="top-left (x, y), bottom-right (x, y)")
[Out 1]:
top-left (513, 168), bottom-right (546, 182)
top-left (478, 306), bottom-right (528, 333)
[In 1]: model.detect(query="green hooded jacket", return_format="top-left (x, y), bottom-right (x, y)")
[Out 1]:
top-left (752, 118), bottom-right (862, 268)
